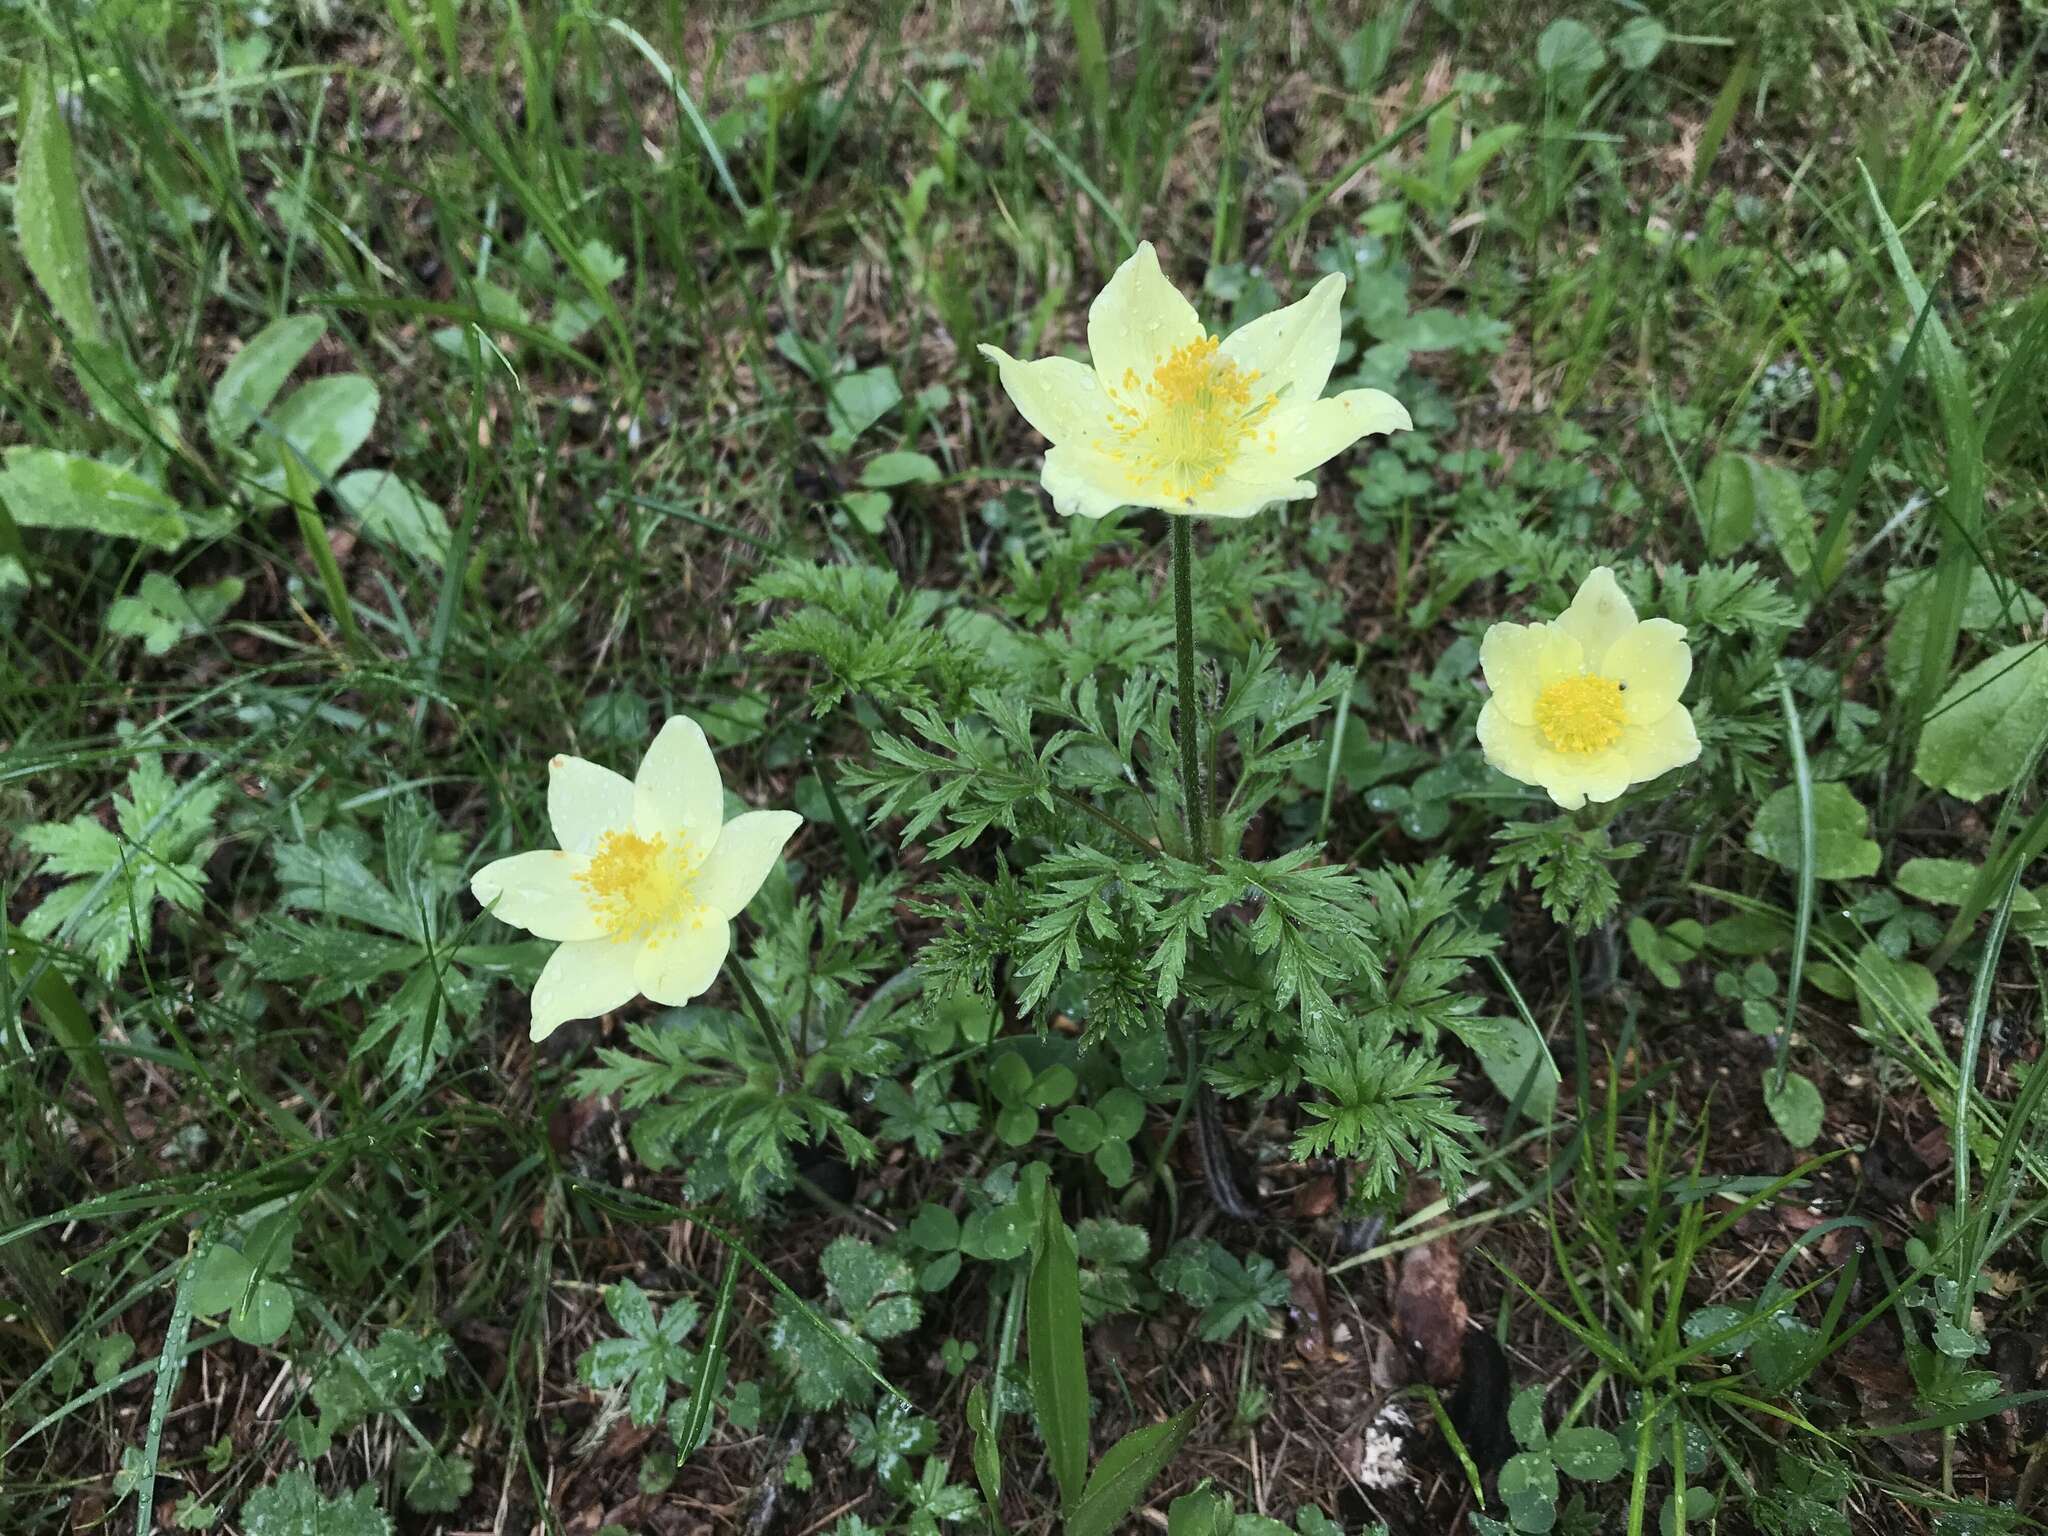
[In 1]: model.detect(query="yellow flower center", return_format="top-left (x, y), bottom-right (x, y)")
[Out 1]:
top-left (576, 829), bottom-right (706, 939)
top-left (1102, 334), bottom-right (1278, 502)
top-left (1534, 674), bottom-right (1628, 755)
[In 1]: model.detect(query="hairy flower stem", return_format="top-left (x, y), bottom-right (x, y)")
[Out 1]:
top-left (729, 955), bottom-right (799, 1092)
top-left (1171, 516), bottom-right (1208, 863)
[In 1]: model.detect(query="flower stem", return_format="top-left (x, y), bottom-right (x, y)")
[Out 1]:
top-left (1170, 515), bottom-right (1208, 862)
top-left (728, 955), bottom-right (798, 1092)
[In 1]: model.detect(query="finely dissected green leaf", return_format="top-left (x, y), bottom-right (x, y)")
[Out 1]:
top-left (252, 375), bottom-right (381, 494)
top-left (0, 447), bottom-right (188, 549)
top-left (1747, 783), bottom-right (1880, 881)
top-left (16, 64), bottom-right (105, 344)
top-left (22, 755), bottom-right (224, 980)
top-left (1763, 1070), bottom-right (1825, 1147)
top-left (240, 1470), bottom-right (391, 1536)
top-left (333, 469), bottom-right (452, 565)
top-left (1913, 642), bottom-right (2048, 802)
top-left (1064, 1403), bottom-right (1198, 1536)
top-left (208, 314), bottom-right (327, 444)
top-left (1027, 1203), bottom-right (1089, 1513)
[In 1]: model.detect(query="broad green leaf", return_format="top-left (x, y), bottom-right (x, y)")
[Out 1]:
top-left (1896, 858), bottom-right (2036, 912)
top-left (1470, 1011), bottom-right (1558, 1118)
top-left (16, 64), bottom-right (105, 344)
top-left (228, 1280), bottom-right (294, 1346)
top-left (1895, 858), bottom-right (1977, 907)
top-left (208, 315), bottom-right (326, 445)
top-left (1695, 452), bottom-right (1754, 556)
top-left (1696, 451), bottom-right (1805, 568)
top-left (842, 489), bottom-right (891, 533)
top-left (333, 470), bottom-right (451, 565)
top-left (1028, 1204), bottom-right (1089, 1513)
top-left (826, 366), bottom-right (901, 442)
top-left (1913, 642), bottom-right (2048, 801)
top-left (1552, 1426), bottom-right (1624, 1481)
top-left (1763, 1070), bottom-right (1824, 1147)
top-left (254, 375), bottom-right (381, 493)
top-left (188, 1245), bottom-right (255, 1315)
top-left (1053, 1104), bottom-right (1105, 1153)
top-left (1535, 18), bottom-right (1605, 80)
top-left (1507, 1384), bottom-right (1549, 1450)
top-left (1065, 1403), bottom-right (1198, 1536)
top-left (860, 451), bottom-right (942, 489)
top-left (1500, 1449), bottom-right (1560, 1532)
top-left (1747, 782), bottom-right (1880, 881)
top-left (0, 447), bottom-right (187, 549)
top-left (1884, 566), bottom-right (2047, 690)
top-left (1612, 16), bottom-right (1668, 69)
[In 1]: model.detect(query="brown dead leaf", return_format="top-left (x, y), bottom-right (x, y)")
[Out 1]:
top-left (1294, 1173), bottom-right (1338, 1219)
top-left (1288, 1247), bottom-right (1330, 1362)
top-left (1393, 1233), bottom-right (1468, 1389)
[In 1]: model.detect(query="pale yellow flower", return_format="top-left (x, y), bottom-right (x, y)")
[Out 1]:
top-left (979, 242), bottom-right (1410, 520)
top-left (471, 717), bottom-right (802, 1041)
top-left (1476, 568), bottom-right (1701, 811)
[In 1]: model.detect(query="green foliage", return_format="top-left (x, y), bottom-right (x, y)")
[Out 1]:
top-left (1483, 819), bottom-right (1642, 937)
top-left (244, 797), bottom-right (499, 1092)
top-left (578, 1279), bottom-right (699, 1427)
top-left (22, 753), bottom-right (224, 981)
top-left (1155, 1240), bottom-right (1289, 1342)
top-left (285, 1328), bottom-right (451, 1460)
top-left (768, 1236), bottom-right (921, 1411)
top-left (105, 572), bottom-right (243, 655)
top-left (240, 1471), bottom-right (390, 1536)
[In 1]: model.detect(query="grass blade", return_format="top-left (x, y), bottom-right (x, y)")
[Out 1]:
top-left (674, 1248), bottom-right (740, 1465)
top-left (1027, 1200), bottom-right (1089, 1513)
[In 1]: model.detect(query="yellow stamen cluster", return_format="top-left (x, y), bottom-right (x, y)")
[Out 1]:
top-left (1101, 334), bottom-right (1276, 502)
top-left (577, 829), bottom-right (703, 939)
top-left (1533, 675), bottom-right (1628, 755)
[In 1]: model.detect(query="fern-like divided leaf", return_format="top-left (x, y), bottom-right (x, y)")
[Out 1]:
top-left (1292, 1043), bottom-right (1477, 1202)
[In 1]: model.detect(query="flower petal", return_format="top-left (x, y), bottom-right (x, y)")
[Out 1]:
top-left (1478, 702), bottom-right (1645, 810)
top-left (1618, 703), bottom-right (1701, 785)
top-left (1041, 443), bottom-right (1133, 519)
top-left (1556, 567), bottom-right (1638, 670)
top-left (1219, 272), bottom-right (1347, 406)
top-left (1183, 474), bottom-right (1317, 520)
top-left (549, 755), bottom-right (634, 854)
top-left (1479, 622), bottom-right (1585, 725)
top-left (693, 810), bottom-right (803, 919)
top-left (1604, 619), bottom-right (1693, 723)
top-left (1087, 242), bottom-right (1202, 393)
top-left (472, 850), bottom-right (605, 941)
top-left (635, 716), bottom-right (723, 851)
top-left (1477, 702), bottom-right (1586, 809)
top-left (636, 918), bottom-right (731, 1008)
top-left (977, 346), bottom-right (1111, 449)
top-left (530, 938), bottom-right (643, 1041)
top-left (1264, 389), bottom-right (1412, 478)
